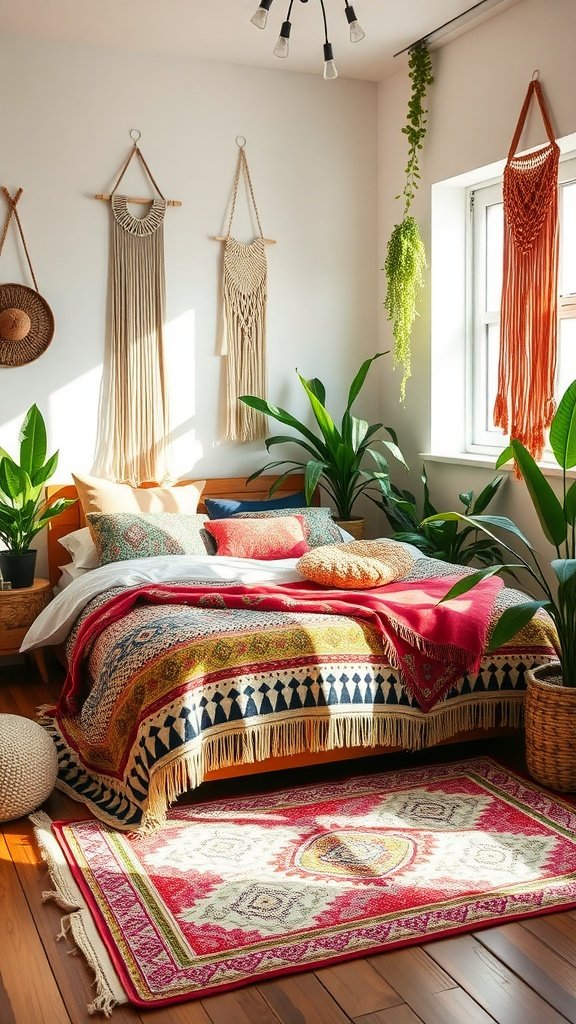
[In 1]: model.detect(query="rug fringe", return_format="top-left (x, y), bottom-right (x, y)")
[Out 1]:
top-left (142, 697), bottom-right (524, 829)
top-left (30, 812), bottom-right (127, 1016)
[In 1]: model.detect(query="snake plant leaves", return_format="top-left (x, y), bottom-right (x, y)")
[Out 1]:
top-left (550, 378), bottom-right (576, 469)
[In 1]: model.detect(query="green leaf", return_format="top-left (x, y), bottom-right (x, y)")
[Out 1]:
top-left (239, 396), bottom-right (327, 454)
top-left (471, 475), bottom-right (505, 514)
top-left (495, 445), bottom-right (514, 469)
top-left (0, 458), bottom-right (30, 503)
top-left (298, 373), bottom-right (341, 454)
top-left (459, 490), bottom-right (473, 510)
top-left (550, 379), bottom-right (576, 469)
top-left (346, 353), bottom-right (387, 411)
top-left (31, 450), bottom-right (59, 488)
top-left (304, 460), bottom-right (327, 506)
top-left (304, 376), bottom-right (326, 408)
top-left (19, 404), bottom-right (47, 478)
top-left (566, 481), bottom-right (576, 527)
top-left (511, 439), bottom-right (566, 547)
top-left (488, 601), bottom-right (548, 651)
top-left (437, 566), bottom-right (508, 602)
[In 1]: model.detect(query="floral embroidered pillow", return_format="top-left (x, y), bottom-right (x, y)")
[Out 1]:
top-left (204, 515), bottom-right (310, 559)
top-left (87, 512), bottom-right (214, 565)
top-left (233, 507), bottom-right (341, 549)
top-left (297, 539), bottom-right (416, 589)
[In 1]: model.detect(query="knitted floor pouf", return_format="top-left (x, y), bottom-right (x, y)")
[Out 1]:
top-left (0, 714), bottom-right (58, 822)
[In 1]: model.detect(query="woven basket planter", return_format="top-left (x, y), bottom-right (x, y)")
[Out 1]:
top-left (334, 517), bottom-right (365, 540)
top-left (525, 663), bottom-right (576, 792)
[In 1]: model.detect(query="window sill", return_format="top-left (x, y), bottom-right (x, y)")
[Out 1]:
top-left (420, 451), bottom-right (576, 479)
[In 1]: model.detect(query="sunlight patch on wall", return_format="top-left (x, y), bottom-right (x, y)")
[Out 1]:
top-left (164, 309), bottom-right (203, 477)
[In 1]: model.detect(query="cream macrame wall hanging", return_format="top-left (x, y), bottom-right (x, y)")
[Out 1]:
top-left (214, 137), bottom-right (274, 442)
top-left (94, 130), bottom-right (181, 485)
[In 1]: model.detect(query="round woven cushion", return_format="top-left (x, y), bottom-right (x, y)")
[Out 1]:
top-left (297, 539), bottom-right (415, 589)
top-left (0, 714), bottom-right (58, 822)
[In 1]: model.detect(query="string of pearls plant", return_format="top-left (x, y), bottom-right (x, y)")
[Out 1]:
top-left (384, 42), bottom-right (433, 401)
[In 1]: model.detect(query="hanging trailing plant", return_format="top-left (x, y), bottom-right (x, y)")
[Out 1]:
top-left (384, 42), bottom-right (433, 401)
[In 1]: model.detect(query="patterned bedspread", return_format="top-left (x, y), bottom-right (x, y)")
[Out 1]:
top-left (43, 558), bottom-right (559, 830)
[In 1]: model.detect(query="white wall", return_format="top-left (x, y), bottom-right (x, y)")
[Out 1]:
top-left (377, 0), bottom-right (576, 560)
top-left (0, 35), bottom-right (378, 573)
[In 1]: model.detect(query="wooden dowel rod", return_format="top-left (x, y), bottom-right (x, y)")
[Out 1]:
top-left (94, 193), bottom-right (182, 207)
top-left (211, 235), bottom-right (276, 245)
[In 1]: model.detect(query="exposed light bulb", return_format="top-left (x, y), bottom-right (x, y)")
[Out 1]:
top-left (273, 20), bottom-right (292, 58)
top-left (250, 0), bottom-right (273, 29)
top-left (323, 42), bottom-right (338, 80)
top-left (345, 5), bottom-right (365, 43)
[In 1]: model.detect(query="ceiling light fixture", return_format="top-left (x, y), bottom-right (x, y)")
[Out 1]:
top-left (250, 0), bottom-right (365, 80)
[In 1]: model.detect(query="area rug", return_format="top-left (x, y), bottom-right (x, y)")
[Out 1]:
top-left (32, 757), bottom-right (576, 1015)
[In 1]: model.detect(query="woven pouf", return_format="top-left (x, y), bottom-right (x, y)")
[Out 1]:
top-left (0, 714), bottom-right (58, 821)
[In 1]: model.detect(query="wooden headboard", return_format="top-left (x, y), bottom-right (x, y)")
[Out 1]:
top-left (46, 474), bottom-right (308, 588)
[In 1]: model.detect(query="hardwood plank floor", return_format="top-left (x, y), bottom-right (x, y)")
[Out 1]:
top-left (1, 660), bottom-right (576, 1024)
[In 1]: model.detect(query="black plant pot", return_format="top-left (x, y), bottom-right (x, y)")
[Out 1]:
top-left (0, 550), bottom-right (37, 589)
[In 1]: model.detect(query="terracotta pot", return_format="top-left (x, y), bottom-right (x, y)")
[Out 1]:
top-left (334, 517), bottom-right (365, 540)
top-left (525, 662), bottom-right (576, 792)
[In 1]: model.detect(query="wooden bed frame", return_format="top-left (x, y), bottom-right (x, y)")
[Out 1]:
top-left (44, 475), bottom-right (513, 783)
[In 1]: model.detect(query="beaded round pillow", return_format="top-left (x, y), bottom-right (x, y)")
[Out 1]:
top-left (297, 539), bottom-right (415, 590)
top-left (0, 714), bottom-right (58, 822)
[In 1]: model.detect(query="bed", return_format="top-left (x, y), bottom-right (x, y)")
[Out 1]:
top-left (22, 475), bottom-right (559, 831)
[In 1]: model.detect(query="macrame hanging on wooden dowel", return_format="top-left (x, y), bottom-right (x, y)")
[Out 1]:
top-left (96, 131), bottom-right (177, 485)
top-left (218, 139), bottom-right (270, 442)
top-left (493, 77), bottom-right (560, 462)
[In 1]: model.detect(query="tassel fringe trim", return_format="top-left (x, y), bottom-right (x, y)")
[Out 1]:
top-left (30, 812), bottom-right (127, 1016)
top-left (141, 697), bottom-right (524, 830)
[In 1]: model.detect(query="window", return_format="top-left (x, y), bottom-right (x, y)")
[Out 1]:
top-left (468, 156), bottom-right (576, 453)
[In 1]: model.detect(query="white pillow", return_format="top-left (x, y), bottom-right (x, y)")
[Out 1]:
top-left (58, 527), bottom-right (99, 570)
top-left (57, 563), bottom-right (90, 589)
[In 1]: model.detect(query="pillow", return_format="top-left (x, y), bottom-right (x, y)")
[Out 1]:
top-left (297, 539), bottom-right (416, 590)
top-left (204, 491), bottom-right (306, 520)
top-left (73, 473), bottom-right (205, 516)
top-left (57, 563), bottom-right (89, 589)
top-left (58, 527), bottom-right (99, 570)
top-left (204, 515), bottom-right (310, 560)
top-left (87, 512), bottom-right (214, 565)
top-left (234, 507), bottom-right (342, 549)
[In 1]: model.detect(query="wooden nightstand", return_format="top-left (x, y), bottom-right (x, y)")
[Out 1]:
top-left (0, 578), bottom-right (52, 683)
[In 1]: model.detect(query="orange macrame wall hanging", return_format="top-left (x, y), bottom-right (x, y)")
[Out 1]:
top-left (493, 77), bottom-right (560, 461)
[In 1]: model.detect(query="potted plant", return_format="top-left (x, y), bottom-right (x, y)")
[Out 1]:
top-left (239, 352), bottom-right (407, 537)
top-left (422, 378), bottom-right (576, 791)
top-left (372, 463), bottom-right (509, 567)
top-left (0, 404), bottom-right (75, 588)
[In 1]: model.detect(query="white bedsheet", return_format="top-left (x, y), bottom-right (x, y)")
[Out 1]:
top-left (21, 555), bottom-right (305, 651)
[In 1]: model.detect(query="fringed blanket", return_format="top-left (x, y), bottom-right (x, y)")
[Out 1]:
top-left (43, 562), bottom-right (559, 831)
top-left (59, 575), bottom-right (502, 717)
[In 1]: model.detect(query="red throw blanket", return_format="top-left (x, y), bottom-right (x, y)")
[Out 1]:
top-left (59, 575), bottom-right (503, 716)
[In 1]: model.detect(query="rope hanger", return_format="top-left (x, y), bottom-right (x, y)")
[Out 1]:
top-left (94, 130), bottom-right (182, 208)
top-left (211, 136), bottom-right (275, 245)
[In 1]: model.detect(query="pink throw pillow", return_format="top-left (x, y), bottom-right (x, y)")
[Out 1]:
top-left (204, 515), bottom-right (310, 560)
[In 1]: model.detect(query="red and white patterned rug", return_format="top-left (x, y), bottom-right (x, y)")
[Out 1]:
top-left (33, 757), bottom-right (576, 1014)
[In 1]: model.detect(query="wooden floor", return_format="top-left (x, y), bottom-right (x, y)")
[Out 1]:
top-left (2, 661), bottom-right (576, 1024)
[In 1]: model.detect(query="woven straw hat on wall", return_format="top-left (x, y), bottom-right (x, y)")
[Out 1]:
top-left (0, 282), bottom-right (54, 366)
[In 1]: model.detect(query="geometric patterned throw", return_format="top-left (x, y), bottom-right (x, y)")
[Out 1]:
top-left (42, 758), bottom-right (576, 1011)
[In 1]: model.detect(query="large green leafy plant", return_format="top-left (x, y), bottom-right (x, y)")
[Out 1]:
top-left (384, 42), bottom-right (433, 401)
top-left (239, 352), bottom-right (407, 521)
top-left (374, 464), bottom-right (508, 566)
top-left (424, 379), bottom-right (576, 685)
top-left (0, 404), bottom-right (75, 554)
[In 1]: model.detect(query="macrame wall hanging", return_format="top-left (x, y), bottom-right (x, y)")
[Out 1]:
top-left (95, 130), bottom-right (181, 485)
top-left (0, 187), bottom-right (54, 367)
top-left (493, 75), bottom-right (560, 462)
top-left (213, 137), bottom-right (274, 443)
